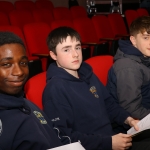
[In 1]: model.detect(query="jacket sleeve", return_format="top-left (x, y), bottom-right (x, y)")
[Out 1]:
top-left (107, 66), bottom-right (150, 119)
top-left (97, 77), bottom-right (130, 125)
top-left (42, 79), bottom-right (112, 150)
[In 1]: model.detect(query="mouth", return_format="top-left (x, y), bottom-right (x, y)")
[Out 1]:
top-left (8, 80), bottom-right (25, 87)
top-left (72, 60), bottom-right (79, 63)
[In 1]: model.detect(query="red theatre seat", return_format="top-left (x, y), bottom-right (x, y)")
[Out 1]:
top-left (0, 1), bottom-right (14, 15)
top-left (24, 71), bottom-right (46, 110)
top-left (52, 7), bottom-right (72, 21)
top-left (85, 55), bottom-right (114, 86)
top-left (35, 1), bottom-right (54, 10)
top-left (70, 6), bottom-right (88, 19)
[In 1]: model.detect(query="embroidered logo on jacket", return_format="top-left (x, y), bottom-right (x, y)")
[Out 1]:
top-left (90, 86), bottom-right (99, 98)
top-left (0, 119), bottom-right (2, 136)
top-left (33, 111), bottom-right (47, 124)
top-left (51, 117), bottom-right (60, 122)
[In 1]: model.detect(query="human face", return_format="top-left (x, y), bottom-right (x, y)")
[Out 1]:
top-left (0, 43), bottom-right (29, 95)
top-left (50, 36), bottom-right (82, 77)
top-left (130, 31), bottom-right (150, 57)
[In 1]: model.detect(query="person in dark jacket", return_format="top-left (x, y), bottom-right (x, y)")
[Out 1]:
top-left (41, 26), bottom-right (147, 150)
top-left (107, 16), bottom-right (150, 133)
top-left (0, 31), bottom-right (62, 150)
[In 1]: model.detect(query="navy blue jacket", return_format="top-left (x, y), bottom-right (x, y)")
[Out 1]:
top-left (107, 40), bottom-right (150, 120)
top-left (0, 93), bottom-right (62, 150)
top-left (43, 62), bottom-right (130, 150)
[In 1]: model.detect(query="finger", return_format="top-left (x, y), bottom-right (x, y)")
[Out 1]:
top-left (121, 133), bottom-right (132, 138)
top-left (126, 142), bottom-right (132, 147)
top-left (131, 120), bottom-right (139, 131)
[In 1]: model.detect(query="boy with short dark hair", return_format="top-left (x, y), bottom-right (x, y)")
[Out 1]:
top-left (42, 26), bottom-right (147, 150)
top-left (107, 16), bottom-right (150, 126)
top-left (0, 31), bottom-right (62, 150)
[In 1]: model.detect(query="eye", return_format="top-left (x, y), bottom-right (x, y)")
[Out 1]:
top-left (64, 49), bottom-right (69, 52)
top-left (20, 61), bottom-right (28, 67)
top-left (76, 46), bottom-right (81, 50)
top-left (144, 36), bottom-right (149, 40)
top-left (1, 63), bottom-right (11, 68)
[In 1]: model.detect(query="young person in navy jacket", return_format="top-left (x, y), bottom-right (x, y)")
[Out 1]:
top-left (0, 31), bottom-right (62, 150)
top-left (42, 26), bottom-right (150, 150)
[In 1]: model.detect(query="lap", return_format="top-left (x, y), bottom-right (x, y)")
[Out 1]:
top-left (130, 138), bottom-right (150, 150)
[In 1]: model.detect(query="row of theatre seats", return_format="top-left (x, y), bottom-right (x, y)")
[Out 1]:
top-left (0, 0), bottom-right (54, 15)
top-left (0, 1), bottom-right (149, 78)
top-left (0, 7), bottom-right (149, 70)
top-left (125, 8), bottom-right (149, 28)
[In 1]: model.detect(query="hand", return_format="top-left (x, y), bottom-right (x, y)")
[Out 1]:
top-left (112, 133), bottom-right (132, 150)
top-left (125, 116), bottom-right (139, 131)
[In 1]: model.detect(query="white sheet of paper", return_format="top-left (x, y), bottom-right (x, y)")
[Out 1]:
top-left (47, 142), bottom-right (86, 150)
top-left (127, 113), bottom-right (150, 135)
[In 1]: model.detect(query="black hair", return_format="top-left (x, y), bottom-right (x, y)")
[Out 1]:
top-left (47, 26), bottom-right (81, 54)
top-left (0, 31), bottom-right (26, 49)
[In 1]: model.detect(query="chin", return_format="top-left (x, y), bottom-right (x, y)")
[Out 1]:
top-left (8, 88), bottom-right (23, 96)
top-left (145, 54), bottom-right (150, 57)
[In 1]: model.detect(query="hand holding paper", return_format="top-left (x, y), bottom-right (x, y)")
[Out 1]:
top-left (127, 113), bottom-right (150, 136)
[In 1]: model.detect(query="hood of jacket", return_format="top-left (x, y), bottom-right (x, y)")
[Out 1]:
top-left (114, 39), bottom-right (143, 61)
top-left (46, 62), bottom-right (93, 84)
top-left (114, 40), bottom-right (150, 68)
top-left (0, 93), bottom-right (30, 114)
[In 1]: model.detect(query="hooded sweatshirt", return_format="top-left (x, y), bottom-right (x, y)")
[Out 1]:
top-left (107, 39), bottom-right (150, 121)
top-left (0, 93), bottom-right (62, 150)
top-left (42, 62), bottom-right (130, 150)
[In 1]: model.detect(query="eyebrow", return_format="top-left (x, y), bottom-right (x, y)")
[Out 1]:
top-left (142, 33), bottom-right (150, 36)
top-left (0, 56), bottom-right (28, 62)
top-left (62, 43), bottom-right (81, 49)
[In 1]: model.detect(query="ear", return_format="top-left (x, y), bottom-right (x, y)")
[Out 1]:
top-left (49, 51), bottom-right (57, 60)
top-left (130, 35), bottom-right (136, 47)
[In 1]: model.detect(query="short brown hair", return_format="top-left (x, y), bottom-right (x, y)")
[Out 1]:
top-left (47, 26), bottom-right (81, 55)
top-left (129, 16), bottom-right (150, 36)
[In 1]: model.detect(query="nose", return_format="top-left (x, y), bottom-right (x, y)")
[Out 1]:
top-left (72, 49), bottom-right (79, 57)
top-left (12, 63), bottom-right (23, 76)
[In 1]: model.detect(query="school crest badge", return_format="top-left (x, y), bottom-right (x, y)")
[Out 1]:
top-left (89, 86), bottom-right (99, 98)
top-left (33, 111), bottom-right (47, 124)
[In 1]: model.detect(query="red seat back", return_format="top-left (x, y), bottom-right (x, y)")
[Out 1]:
top-left (23, 22), bottom-right (51, 71)
top-left (0, 1), bottom-right (14, 15)
top-left (137, 8), bottom-right (149, 16)
top-left (14, 1), bottom-right (36, 11)
top-left (0, 12), bottom-right (10, 26)
top-left (35, 1), bottom-right (54, 10)
top-left (51, 19), bottom-right (74, 30)
top-left (32, 9), bottom-right (54, 25)
top-left (85, 55), bottom-right (114, 86)
top-left (125, 9), bottom-right (139, 28)
top-left (108, 13), bottom-right (128, 37)
top-left (24, 71), bottom-right (46, 110)
top-left (23, 22), bottom-right (51, 55)
top-left (92, 15), bottom-right (114, 39)
top-left (52, 7), bottom-right (72, 21)
top-left (9, 10), bottom-right (35, 30)
top-left (73, 17), bottom-right (99, 43)
top-left (70, 6), bottom-right (88, 19)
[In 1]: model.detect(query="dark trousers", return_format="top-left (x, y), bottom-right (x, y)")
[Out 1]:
top-left (130, 138), bottom-right (150, 150)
